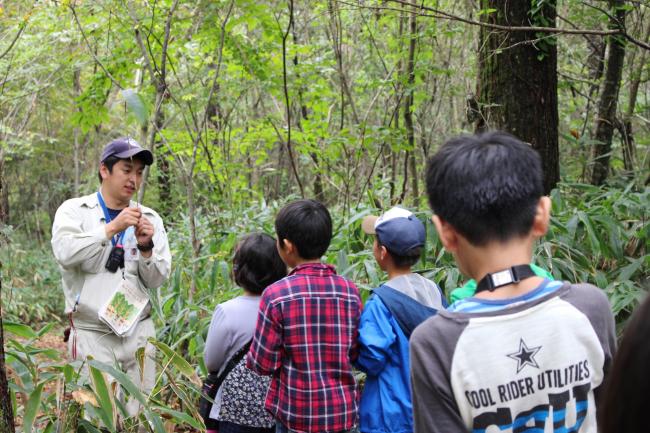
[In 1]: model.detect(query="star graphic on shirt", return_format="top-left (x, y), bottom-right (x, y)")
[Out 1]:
top-left (507, 338), bottom-right (542, 373)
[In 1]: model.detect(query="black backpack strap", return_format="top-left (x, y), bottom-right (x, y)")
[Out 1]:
top-left (215, 339), bottom-right (253, 386)
top-left (199, 338), bottom-right (254, 424)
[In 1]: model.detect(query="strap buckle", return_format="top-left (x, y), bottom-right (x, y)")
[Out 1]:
top-left (476, 264), bottom-right (536, 294)
top-left (489, 269), bottom-right (517, 290)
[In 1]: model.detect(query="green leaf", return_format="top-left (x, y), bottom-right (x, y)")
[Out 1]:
top-left (3, 321), bottom-right (37, 339)
top-left (337, 249), bottom-right (349, 275)
top-left (35, 323), bottom-right (55, 338)
top-left (88, 364), bottom-right (116, 431)
top-left (148, 339), bottom-right (201, 386)
top-left (121, 88), bottom-right (149, 126)
top-left (577, 211), bottom-right (602, 258)
top-left (477, 7), bottom-right (497, 16)
top-left (43, 420), bottom-right (56, 433)
top-left (23, 382), bottom-right (44, 433)
top-left (618, 256), bottom-right (647, 281)
top-left (161, 373), bottom-right (204, 423)
top-left (61, 363), bottom-right (76, 383)
top-left (219, 260), bottom-right (230, 284)
top-left (87, 360), bottom-right (166, 433)
top-left (155, 406), bottom-right (204, 430)
top-left (364, 259), bottom-right (379, 287)
top-left (78, 419), bottom-right (103, 433)
top-left (444, 267), bottom-right (461, 292)
top-left (594, 271), bottom-right (608, 289)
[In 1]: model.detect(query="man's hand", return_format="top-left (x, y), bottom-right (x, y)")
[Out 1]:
top-left (135, 216), bottom-right (154, 258)
top-left (105, 207), bottom-right (142, 240)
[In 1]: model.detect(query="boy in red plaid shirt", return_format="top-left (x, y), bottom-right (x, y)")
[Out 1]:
top-left (247, 199), bottom-right (362, 433)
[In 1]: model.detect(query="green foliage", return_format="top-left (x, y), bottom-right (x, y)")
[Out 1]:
top-left (541, 183), bottom-right (648, 328)
top-left (71, 73), bottom-right (112, 133)
top-left (1, 240), bottom-right (63, 325)
top-left (3, 320), bottom-right (204, 433)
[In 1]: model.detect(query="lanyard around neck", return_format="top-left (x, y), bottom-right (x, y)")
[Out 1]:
top-left (97, 192), bottom-right (125, 247)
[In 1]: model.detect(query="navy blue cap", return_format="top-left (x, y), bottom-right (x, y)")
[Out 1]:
top-left (100, 137), bottom-right (153, 165)
top-left (361, 207), bottom-right (425, 255)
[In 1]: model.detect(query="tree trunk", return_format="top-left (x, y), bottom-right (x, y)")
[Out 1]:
top-left (327, 0), bottom-right (360, 126)
top-left (292, 23), bottom-right (324, 202)
top-left (281, 0), bottom-right (304, 197)
top-left (590, 0), bottom-right (627, 186)
top-left (0, 269), bottom-right (16, 433)
top-left (475, 0), bottom-right (559, 194)
top-left (394, 10), bottom-right (405, 205)
top-left (620, 18), bottom-right (649, 174)
top-left (389, 151), bottom-right (397, 204)
top-left (128, 1), bottom-right (176, 211)
top-left (138, 89), bottom-right (166, 205)
top-left (155, 95), bottom-right (172, 211)
top-left (580, 35), bottom-right (606, 138)
top-left (403, 0), bottom-right (419, 206)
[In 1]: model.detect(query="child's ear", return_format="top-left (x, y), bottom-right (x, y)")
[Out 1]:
top-left (432, 215), bottom-right (459, 252)
top-left (281, 238), bottom-right (296, 255)
top-left (531, 196), bottom-right (551, 238)
top-left (379, 244), bottom-right (389, 261)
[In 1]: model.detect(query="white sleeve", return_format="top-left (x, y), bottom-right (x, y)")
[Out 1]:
top-left (51, 200), bottom-right (110, 271)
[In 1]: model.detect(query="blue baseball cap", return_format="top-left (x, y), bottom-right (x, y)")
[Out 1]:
top-left (361, 207), bottom-right (425, 255)
top-left (100, 137), bottom-right (153, 165)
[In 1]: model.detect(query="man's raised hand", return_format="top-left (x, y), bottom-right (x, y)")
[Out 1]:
top-left (105, 207), bottom-right (142, 240)
top-left (135, 216), bottom-right (154, 258)
top-left (135, 216), bottom-right (154, 245)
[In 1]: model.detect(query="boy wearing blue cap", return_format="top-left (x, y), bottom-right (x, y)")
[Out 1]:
top-left (356, 207), bottom-right (446, 433)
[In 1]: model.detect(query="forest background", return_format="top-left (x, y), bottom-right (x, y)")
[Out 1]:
top-left (0, 0), bottom-right (648, 432)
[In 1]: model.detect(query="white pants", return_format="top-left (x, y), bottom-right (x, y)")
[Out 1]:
top-left (69, 319), bottom-right (156, 417)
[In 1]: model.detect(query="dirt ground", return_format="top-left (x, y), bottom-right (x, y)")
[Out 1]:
top-left (32, 328), bottom-right (69, 357)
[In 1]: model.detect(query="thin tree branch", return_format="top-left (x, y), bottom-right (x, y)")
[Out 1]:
top-left (191, 0), bottom-right (234, 174)
top-left (160, 0), bottom-right (178, 86)
top-left (69, 5), bottom-right (124, 89)
top-left (335, 0), bottom-right (650, 50)
top-left (281, 0), bottom-right (305, 197)
top-left (126, 1), bottom-right (157, 86)
top-left (0, 20), bottom-right (27, 61)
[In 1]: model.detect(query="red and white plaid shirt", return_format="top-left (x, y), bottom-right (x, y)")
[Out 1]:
top-left (246, 262), bottom-right (362, 432)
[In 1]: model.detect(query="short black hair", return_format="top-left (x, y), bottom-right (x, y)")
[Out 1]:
top-left (233, 233), bottom-right (287, 294)
top-left (97, 155), bottom-right (147, 183)
top-left (425, 131), bottom-right (543, 246)
top-left (381, 243), bottom-right (422, 268)
top-left (98, 155), bottom-right (121, 183)
top-left (275, 199), bottom-right (332, 260)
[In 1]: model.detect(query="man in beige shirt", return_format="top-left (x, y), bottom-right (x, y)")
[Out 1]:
top-left (51, 137), bottom-right (171, 416)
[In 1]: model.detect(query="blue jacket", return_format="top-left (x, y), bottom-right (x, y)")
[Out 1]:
top-left (355, 285), bottom-right (440, 433)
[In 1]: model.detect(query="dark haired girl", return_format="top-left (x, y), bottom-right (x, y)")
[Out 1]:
top-left (203, 233), bottom-right (287, 433)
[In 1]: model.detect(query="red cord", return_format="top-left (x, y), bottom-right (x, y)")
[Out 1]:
top-left (68, 312), bottom-right (77, 360)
